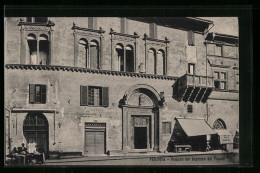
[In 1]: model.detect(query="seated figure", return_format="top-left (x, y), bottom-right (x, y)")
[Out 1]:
top-left (18, 143), bottom-right (33, 164)
top-left (10, 147), bottom-right (18, 156)
top-left (18, 143), bottom-right (28, 155)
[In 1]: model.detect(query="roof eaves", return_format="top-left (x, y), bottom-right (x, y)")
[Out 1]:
top-left (215, 32), bottom-right (239, 39)
top-left (186, 17), bottom-right (213, 24)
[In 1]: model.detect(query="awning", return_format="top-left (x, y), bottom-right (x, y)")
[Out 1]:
top-left (176, 118), bottom-right (217, 137)
top-left (215, 129), bottom-right (233, 144)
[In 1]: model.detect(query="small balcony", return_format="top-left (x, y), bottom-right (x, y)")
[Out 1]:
top-left (173, 74), bottom-right (215, 103)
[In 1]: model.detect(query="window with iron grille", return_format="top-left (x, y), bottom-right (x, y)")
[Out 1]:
top-left (88, 86), bottom-right (102, 106)
top-left (162, 122), bottom-right (171, 134)
top-left (214, 71), bottom-right (227, 90)
top-left (29, 84), bottom-right (46, 104)
top-left (187, 104), bottom-right (193, 113)
top-left (80, 85), bottom-right (109, 107)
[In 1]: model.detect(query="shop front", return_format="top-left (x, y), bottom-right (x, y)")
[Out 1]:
top-left (171, 117), bottom-right (217, 152)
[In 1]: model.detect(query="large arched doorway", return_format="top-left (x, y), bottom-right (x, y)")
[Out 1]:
top-left (23, 112), bottom-right (49, 155)
top-left (121, 84), bottom-right (162, 152)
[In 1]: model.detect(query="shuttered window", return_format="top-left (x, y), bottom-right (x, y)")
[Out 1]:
top-left (102, 87), bottom-right (109, 107)
top-left (80, 85), bottom-right (109, 107)
top-left (188, 30), bottom-right (195, 46)
top-left (29, 84), bottom-right (35, 103)
top-left (29, 84), bottom-right (46, 104)
top-left (80, 85), bottom-right (88, 106)
top-left (162, 122), bottom-right (171, 134)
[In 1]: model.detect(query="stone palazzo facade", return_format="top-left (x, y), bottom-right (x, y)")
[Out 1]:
top-left (5, 17), bottom-right (239, 157)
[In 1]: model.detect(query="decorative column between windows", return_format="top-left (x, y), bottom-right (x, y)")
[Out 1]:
top-left (143, 33), bottom-right (170, 75)
top-left (72, 23), bottom-right (105, 69)
top-left (48, 28), bottom-right (54, 65)
top-left (109, 28), bottom-right (140, 72)
top-left (18, 19), bottom-right (55, 65)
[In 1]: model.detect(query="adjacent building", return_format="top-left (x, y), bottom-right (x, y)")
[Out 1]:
top-left (4, 17), bottom-right (239, 158)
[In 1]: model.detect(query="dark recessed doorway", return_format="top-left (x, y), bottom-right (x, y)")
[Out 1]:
top-left (134, 127), bottom-right (147, 149)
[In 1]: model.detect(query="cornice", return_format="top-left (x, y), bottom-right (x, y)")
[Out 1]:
top-left (5, 64), bottom-right (178, 81)
top-left (109, 28), bottom-right (140, 39)
top-left (71, 23), bottom-right (105, 34)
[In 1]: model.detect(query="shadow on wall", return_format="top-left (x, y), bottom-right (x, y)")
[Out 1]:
top-left (166, 138), bottom-right (175, 152)
top-left (172, 82), bottom-right (180, 102)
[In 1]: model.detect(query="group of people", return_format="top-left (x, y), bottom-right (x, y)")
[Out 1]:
top-left (8, 143), bottom-right (45, 165)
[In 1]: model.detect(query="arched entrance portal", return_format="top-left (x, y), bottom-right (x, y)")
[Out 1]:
top-left (121, 84), bottom-right (162, 152)
top-left (23, 112), bottom-right (49, 155)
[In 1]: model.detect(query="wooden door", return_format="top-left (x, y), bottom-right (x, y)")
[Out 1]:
top-left (95, 131), bottom-right (105, 154)
top-left (85, 130), bottom-right (105, 155)
top-left (85, 131), bottom-right (96, 154)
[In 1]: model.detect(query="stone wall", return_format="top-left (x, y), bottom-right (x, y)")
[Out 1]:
top-left (5, 17), bottom-right (239, 154)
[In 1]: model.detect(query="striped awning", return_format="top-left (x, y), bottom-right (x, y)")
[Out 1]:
top-left (176, 118), bottom-right (217, 137)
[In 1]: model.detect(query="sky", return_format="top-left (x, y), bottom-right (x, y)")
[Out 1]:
top-left (200, 17), bottom-right (238, 36)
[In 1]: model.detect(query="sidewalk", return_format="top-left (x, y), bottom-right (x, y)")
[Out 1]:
top-left (45, 150), bottom-right (239, 165)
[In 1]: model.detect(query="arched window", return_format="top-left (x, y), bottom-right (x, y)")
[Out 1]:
top-left (115, 44), bottom-right (124, 71)
top-left (89, 40), bottom-right (99, 69)
top-left (213, 119), bottom-right (226, 129)
top-left (157, 49), bottom-right (165, 75)
top-left (39, 34), bottom-right (49, 65)
top-left (78, 39), bottom-right (88, 68)
top-left (27, 34), bottom-right (37, 64)
top-left (115, 44), bottom-right (135, 72)
top-left (78, 39), bottom-right (100, 69)
top-left (147, 48), bottom-right (156, 74)
top-left (27, 33), bottom-right (50, 65)
top-left (125, 45), bottom-right (134, 72)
